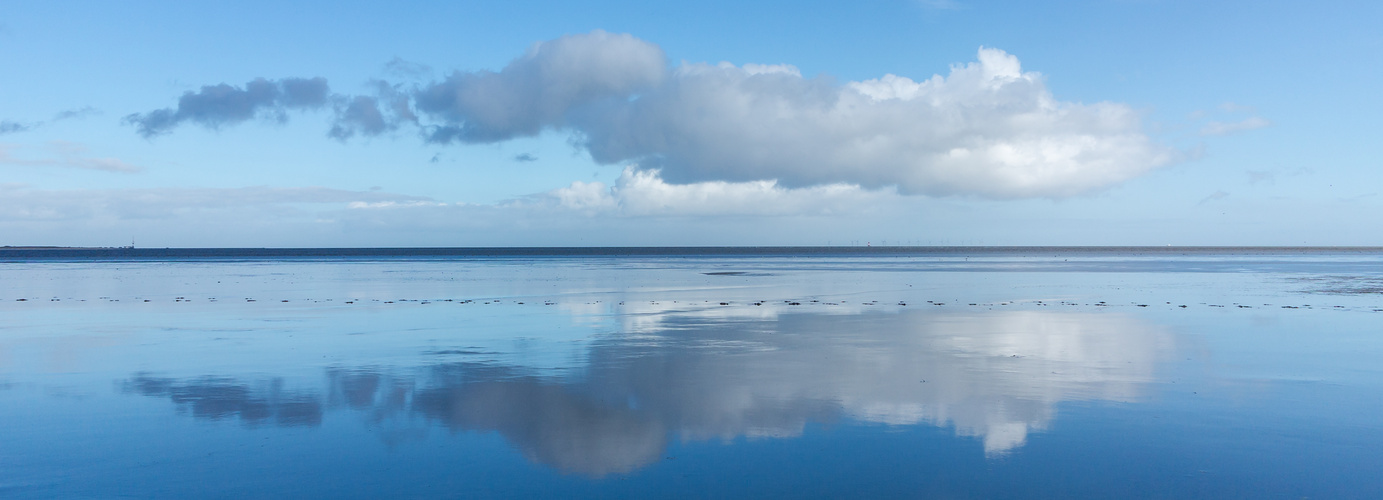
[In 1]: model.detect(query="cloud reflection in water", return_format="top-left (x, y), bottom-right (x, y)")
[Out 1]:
top-left (123, 376), bottom-right (322, 427)
top-left (125, 308), bottom-right (1173, 475)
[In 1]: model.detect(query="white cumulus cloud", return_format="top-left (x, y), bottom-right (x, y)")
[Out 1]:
top-left (543, 167), bottom-right (888, 216)
top-left (574, 46), bottom-right (1176, 199)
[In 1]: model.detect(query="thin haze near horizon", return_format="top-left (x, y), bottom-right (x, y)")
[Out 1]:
top-left (1, 1), bottom-right (1380, 247)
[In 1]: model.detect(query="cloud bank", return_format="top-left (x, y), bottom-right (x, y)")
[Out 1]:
top-left (130, 31), bottom-right (1177, 198)
top-left (0, 184), bottom-right (430, 221)
top-left (0, 169), bottom-right (874, 225)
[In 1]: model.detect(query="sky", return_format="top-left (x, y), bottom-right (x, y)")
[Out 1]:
top-left (1, 0), bottom-right (1380, 247)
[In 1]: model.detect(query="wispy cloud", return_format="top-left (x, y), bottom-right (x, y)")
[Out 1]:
top-left (1247, 166), bottom-right (1311, 185)
top-left (0, 107), bottom-right (101, 136)
top-left (1200, 116), bottom-right (1271, 137)
top-left (0, 184), bottom-right (432, 221)
top-left (0, 142), bottom-right (142, 173)
top-left (1198, 190), bottom-right (1230, 205)
top-left (1247, 170), bottom-right (1275, 185)
top-left (52, 106), bottom-right (100, 121)
top-left (382, 57), bottom-right (432, 79)
top-left (513, 153), bottom-right (538, 162)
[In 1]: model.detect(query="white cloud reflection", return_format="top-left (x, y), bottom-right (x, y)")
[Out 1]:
top-left (130, 307), bottom-right (1172, 474)
top-left (580, 308), bottom-right (1171, 458)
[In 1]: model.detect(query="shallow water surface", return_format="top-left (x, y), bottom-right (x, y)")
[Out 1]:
top-left (2, 249), bottom-right (1382, 498)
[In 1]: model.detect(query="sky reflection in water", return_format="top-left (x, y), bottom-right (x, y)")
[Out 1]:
top-left (122, 308), bottom-right (1171, 476)
top-left (2, 254), bottom-right (1382, 498)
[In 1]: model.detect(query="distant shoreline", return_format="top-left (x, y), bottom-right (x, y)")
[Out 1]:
top-left (3, 245), bottom-right (1383, 261)
top-left (1, 246), bottom-right (130, 250)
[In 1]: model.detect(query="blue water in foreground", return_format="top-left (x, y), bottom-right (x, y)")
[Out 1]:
top-left (2, 248), bottom-right (1382, 498)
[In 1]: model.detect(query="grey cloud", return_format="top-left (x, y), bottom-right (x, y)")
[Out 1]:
top-left (279, 78), bottom-right (330, 107)
top-left (125, 77), bottom-right (330, 137)
top-left (413, 30), bottom-right (666, 144)
top-left (328, 82), bottom-right (417, 140)
top-left (513, 153), bottom-right (537, 162)
top-left (329, 95), bottom-right (389, 139)
top-left (0, 120), bottom-right (29, 134)
top-left (52, 106), bottom-right (100, 121)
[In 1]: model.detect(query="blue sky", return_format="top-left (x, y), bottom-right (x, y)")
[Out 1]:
top-left (1, 0), bottom-right (1380, 247)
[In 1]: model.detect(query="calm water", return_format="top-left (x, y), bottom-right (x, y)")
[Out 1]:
top-left (2, 248), bottom-right (1382, 498)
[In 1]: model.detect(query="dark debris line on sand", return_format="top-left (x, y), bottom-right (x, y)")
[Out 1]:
top-left (1288, 275), bottom-right (1383, 295)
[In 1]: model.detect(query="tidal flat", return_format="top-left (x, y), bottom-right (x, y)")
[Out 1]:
top-left (2, 249), bottom-right (1382, 498)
